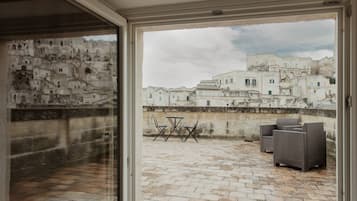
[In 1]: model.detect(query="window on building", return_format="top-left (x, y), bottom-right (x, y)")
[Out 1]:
top-left (329, 78), bottom-right (336, 84)
top-left (268, 90), bottom-right (272, 95)
top-left (270, 79), bottom-right (275, 84)
top-left (230, 78), bottom-right (233, 83)
top-left (186, 96), bottom-right (189, 101)
top-left (317, 82), bottom-right (320, 87)
top-left (252, 79), bottom-right (257, 86)
top-left (206, 100), bottom-right (210, 106)
top-left (245, 79), bottom-right (250, 86)
top-left (21, 95), bottom-right (26, 103)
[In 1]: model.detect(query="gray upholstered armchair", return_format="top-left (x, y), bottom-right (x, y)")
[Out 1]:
top-left (260, 118), bottom-right (300, 152)
top-left (273, 122), bottom-right (326, 171)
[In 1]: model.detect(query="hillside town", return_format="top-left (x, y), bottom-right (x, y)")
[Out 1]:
top-left (7, 38), bottom-right (336, 109)
top-left (143, 54), bottom-right (336, 109)
top-left (7, 38), bottom-right (117, 108)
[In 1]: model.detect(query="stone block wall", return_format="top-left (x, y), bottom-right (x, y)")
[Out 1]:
top-left (9, 108), bottom-right (116, 182)
top-left (143, 106), bottom-right (336, 158)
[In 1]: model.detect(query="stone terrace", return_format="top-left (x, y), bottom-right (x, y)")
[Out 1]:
top-left (142, 137), bottom-right (336, 201)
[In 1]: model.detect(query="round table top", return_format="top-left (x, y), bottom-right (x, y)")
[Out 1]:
top-left (166, 116), bottom-right (184, 119)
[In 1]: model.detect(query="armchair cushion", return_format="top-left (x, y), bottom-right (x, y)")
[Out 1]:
top-left (276, 118), bottom-right (300, 130)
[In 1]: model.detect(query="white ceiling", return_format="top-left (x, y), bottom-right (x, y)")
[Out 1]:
top-left (103, 0), bottom-right (207, 9)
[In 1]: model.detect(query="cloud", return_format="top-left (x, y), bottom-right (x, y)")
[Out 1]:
top-left (235, 19), bottom-right (335, 55)
top-left (142, 19), bottom-right (336, 88)
top-left (143, 27), bottom-right (247, 88)
top-left (291, 49), bottom-right (334, 60)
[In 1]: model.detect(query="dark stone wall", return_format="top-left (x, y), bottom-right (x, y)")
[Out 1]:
top-left (11, 107), bottom-right (113, 121)
top-left (9, 108), bottom-right (116, 183)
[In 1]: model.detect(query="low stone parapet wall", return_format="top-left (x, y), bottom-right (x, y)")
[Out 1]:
top-left (143, 106), bottom-right (336, 158)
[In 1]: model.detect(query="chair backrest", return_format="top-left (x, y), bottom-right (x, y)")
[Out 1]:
top-left (153, 118), bottom-right (159, 128)
top-left (303, 122), bottom-right (324, 134)
top-left (276, 118), bottom-right (300, 130)
top-left (193, 120), bottom-right (199, 130)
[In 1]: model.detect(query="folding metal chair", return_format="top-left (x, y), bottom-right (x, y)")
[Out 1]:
top-left (184, 120), bottom-right (199, 143)
top-left (153, 118), bottom-right (168, 141)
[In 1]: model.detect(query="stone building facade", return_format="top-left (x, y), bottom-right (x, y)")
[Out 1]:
top-left (143, 87), bottom-right (194, 106)
top-left (8, 38), bottom-right (117, 108)
top-left (143, 54), bottom-right (336, 109)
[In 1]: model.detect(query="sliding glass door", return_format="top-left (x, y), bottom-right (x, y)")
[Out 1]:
top-left (0, 1), bottom-right (121, 200)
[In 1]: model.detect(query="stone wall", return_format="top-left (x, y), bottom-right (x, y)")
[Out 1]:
top-left (143, 106), bottom-right (336, 158)
top-left (8, 106), bottom-right (336, 181)
top-left (9, 108), bottom-right (116, 182)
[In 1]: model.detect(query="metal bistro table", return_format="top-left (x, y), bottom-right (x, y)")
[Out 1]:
top-left (165, 116), bottom-right (184, 141)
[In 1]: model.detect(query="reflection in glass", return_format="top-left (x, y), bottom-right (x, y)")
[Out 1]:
top-left (9, 35), bottom-right (118, 201)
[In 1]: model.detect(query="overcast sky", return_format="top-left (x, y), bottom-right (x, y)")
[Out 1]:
top-left (142, 19), bottom-right (336, 88)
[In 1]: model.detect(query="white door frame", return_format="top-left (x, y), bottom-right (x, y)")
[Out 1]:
top-left (126, 2), bottom-right (351, 201)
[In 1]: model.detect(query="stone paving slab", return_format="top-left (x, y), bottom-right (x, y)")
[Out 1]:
top-left (10, 160), bottom-right (117, 201)
top-left (142, 137), bottom-right (336, 201)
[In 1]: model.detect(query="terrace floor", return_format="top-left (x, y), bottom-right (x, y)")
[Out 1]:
top-left (142, 137), bottom-right (336, 201)
top-left (10, 137), bottom-right (336, 201)
top-left (10, 159), bottom-right (116, 201)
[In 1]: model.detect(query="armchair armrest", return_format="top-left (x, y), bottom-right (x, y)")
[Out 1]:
top-left (273, 129), bottom-right (306, 137)
top-left (260, 124), bottom-right (277, 137)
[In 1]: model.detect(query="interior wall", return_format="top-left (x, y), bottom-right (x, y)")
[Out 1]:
top-left (0, 40), bottom-right (9, 201)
